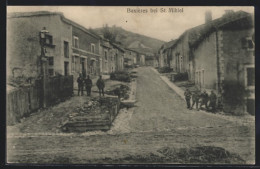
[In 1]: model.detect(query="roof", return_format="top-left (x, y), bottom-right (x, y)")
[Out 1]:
top-left (124, 48), bottom-right (139, 54)
top-left (163, 39), bottom-right (177, 49)
top-left (7, 11), bottom-right (102, 40)
top-left (7, 11), bottom-right (62, 18)
top-left (163, 10), bottom-right (253, 50)
top-left (188, 10), bottom-right (253, 48)
top-left (111, 43), bottom-right (125, 52)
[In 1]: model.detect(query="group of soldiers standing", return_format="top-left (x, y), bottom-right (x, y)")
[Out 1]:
top-left (184, 88), bottom-right (217, 112)
top-left (77, 74), bottom-right (105, 97)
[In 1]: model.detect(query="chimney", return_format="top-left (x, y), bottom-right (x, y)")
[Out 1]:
top-left (224, 10), bottom-right (235, 16)
top-left (205, 10), bottom-right (212, 23)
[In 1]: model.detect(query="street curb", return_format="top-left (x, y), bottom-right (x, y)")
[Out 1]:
top-left (150, 67), bottom-right (185, 100)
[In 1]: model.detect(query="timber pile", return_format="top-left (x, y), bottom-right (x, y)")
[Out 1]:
top-left (61, 96), bottom-right (120, 132)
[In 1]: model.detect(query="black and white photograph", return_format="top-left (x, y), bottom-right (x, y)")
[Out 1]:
top-left (6, 6), bottom-right (255, 164)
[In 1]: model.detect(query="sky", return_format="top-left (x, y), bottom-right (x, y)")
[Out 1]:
top-left (7, 6), bottom-right (254, 42)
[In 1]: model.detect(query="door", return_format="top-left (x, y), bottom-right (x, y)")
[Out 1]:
top-left (64, 61), bottom-right (69, 76)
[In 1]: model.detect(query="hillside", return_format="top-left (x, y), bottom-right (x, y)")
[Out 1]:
top-left (93, 26), bottom-right (165, 54)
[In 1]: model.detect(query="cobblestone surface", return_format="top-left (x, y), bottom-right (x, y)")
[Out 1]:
top-left (7, 67), bottom-right (255, 164)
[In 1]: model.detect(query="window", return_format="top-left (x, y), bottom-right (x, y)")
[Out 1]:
top-left (72, 56), bottom-right (75, 72)
top-left (64, 61), bottom-right (69, 76)
top-left (45, 35), bottom-right (53, 45)
top-left (73, 36), bottom-right (79, 48)
top-left (48, 57), bottom-right (54, 66)
top-left (241, 37), bottom-right (254, 49)
top-left (104, 50), bottom-right (108, 60)
top-left (48, 69), bottom-right (54, 76)
top-left (246, 67), bottom-right (255, 87)
top-left (91, 44), bottom-right (95, 53)
top-left (64, 41), bottom-right (69, 58)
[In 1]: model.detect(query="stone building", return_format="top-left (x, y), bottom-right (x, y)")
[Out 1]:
top-left (7, 11), bottom-right (111, 86)
top-left (67, 19), bottom-right (102, 80)
top-left (100, 39), bottom-right (113, 74)
top-left (190, 10), bottom-right (254, 114)
top-left (158, 40), bottom-right (176, 68)
top-left (7, 11), bottom-right (73, 81)
top-left (111, 43), bottom-right (125, 71)
top-left (162, 10), bottom-right (254, 114)
top-left (124, 48), bottom-right (138, 67)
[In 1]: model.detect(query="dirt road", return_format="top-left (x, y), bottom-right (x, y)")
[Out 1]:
top-left (7, 67), bottom-right (255, 164)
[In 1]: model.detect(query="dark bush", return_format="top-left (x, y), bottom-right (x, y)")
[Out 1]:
top-left (158, 66), bottom-right (173, 73)
top-left (124, 64), bottom-right (135, 69)
top-left (110, 71), bottom-right (131, 82)
top-left (173, 72), bottom-right (188, 82)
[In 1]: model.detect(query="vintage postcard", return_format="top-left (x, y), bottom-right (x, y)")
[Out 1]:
top-left (6, 6), bottom-right (255, 164)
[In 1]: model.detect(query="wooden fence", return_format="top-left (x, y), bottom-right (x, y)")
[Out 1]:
top-left (45, 75), bottom-right (74, 106)
top-left (7, 75), bottom-right (73, 125)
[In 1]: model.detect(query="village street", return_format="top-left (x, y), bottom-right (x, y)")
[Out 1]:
top-left (7, 67), bottom-right (254, 164)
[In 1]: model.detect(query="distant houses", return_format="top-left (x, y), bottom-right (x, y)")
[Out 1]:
top-left (159, 10), bottom-right (255, 114)
top-left (124, 48), bottom-right (138, 67)
top-left (7, 11), bottom-right (146, 84)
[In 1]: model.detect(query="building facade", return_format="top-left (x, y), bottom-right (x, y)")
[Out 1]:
top-left (68, 20), bottom-right (102, 80)
top-left (7, 11), bottom-right (73, 81)
top-left (7, 11), bottom-right (125, 86)
top-left (190, 12), bottom-right (254, 114)
top-left (124, 48), bottom-right (138, 67)
top-left (161, 10), bottom-right (254, 114)
top-left (111, 43), bottom-right (125, 71)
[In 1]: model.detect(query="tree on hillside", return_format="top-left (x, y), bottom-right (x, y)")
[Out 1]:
top-left (101, 24), bottom-right (118, 43)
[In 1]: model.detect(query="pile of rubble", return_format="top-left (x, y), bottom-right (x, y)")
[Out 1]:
top-left (61, 96), bottom-right (120, 132)
top-left (105, 84), bottom-right (130, 100)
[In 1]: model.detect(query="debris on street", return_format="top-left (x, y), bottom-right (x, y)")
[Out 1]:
top-left (61, 96), bottom-right (120, 132)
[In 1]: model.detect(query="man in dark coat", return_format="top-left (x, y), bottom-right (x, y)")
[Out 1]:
top-left (191, 89), bottom-right (200, 110)
top-left (96, 75), bottom-right (105, 96)
top-left (209, 90), bottom-right (217, 113)
top-left (184, 88), bottom-right (192, 109)
top-left (85, 75), bottom-right (92, 96)
top-left (200, 90), bottom-right (209, 110)
top-left (77, 73), bottom-right (84, 96)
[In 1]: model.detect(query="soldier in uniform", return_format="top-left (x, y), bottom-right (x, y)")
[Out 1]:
top-left (209, 90), bottom-right (217, 113)
top-left (85, 75), bottom-right (92, 96)
top-left (191, 89), bottom-right (200, 110)
top-left (200, 90), bottom-right (209, 110)
top-left (184, 88), bottom-right (192, 109)
top-left (77, 73), bottom-right (84, 96)
top-left (96, 75), bottom-right (105, 97)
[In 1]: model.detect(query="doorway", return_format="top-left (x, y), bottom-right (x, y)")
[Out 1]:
top-left (64, 61), bottom-right (69, 76)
